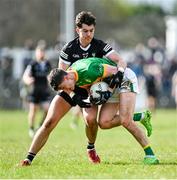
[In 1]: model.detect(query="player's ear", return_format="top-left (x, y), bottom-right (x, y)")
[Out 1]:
top-left (63, 76), bottom-right (67, 81)
top-left (76, 27), bottom-right (79, 34)
top-left (64, 74), bottom-right (69, 81)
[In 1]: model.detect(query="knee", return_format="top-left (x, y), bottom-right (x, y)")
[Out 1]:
top-left (119, 114), bottom-right (132, 128)
top-left (98, 116), bottom-right (112, 129)
top-left (42, 118), bottom-right (56, 132)
top-left (98, 121), bottom-right (109, 129)
top-left (84, 114), bottom-right (97, 127)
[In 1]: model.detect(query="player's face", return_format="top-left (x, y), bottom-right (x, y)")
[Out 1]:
top-left (58, 77), bottom-right (75, 91)
top-left (76, 24), bottom-right (95, 47)
top-left (36, 49), bottom-right (45, 61)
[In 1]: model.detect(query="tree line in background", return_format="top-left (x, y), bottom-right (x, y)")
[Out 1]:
top-left (0, 0), bottom-right (177, 48)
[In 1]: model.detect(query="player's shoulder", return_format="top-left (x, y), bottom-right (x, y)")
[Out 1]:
top-left (91, 38), bottom-right (107, 46)
top-left (61, 37), bottom-right (79, 51)
top-left (92, 38), bottom-right (113, 53)
top-left (45, 59), bottom-right (51, 64)
top-left (28, 60), bottom-right (37, 66)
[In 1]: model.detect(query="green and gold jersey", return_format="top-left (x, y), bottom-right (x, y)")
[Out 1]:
top-left (68, 57), bottom-right (117, 87)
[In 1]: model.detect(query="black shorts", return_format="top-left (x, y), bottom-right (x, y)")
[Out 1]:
top-left (27, 91), bottom-right (51, 104)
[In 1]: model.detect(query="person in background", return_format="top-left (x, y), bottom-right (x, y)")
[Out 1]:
top-left (22, 45), bottom-right (52, 138)
top-left (20, 39), bottom-right (34, 110)
top-left (70, 106), bottom-right (82, 129)
top-left (172, 71), bottom-right (177, 109)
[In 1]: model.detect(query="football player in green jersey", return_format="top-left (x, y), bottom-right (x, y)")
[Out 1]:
top-left (47, 57), bottom-right (158, 165)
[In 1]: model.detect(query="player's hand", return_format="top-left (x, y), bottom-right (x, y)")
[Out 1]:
top-left (72, 94), bottom-right (91, 108)
top-left (109, 70), bottom-right (124, 88)
top-left (90, 90), bottom-right (112, 105)
top-left (26, 77), bottom-right (35, 86)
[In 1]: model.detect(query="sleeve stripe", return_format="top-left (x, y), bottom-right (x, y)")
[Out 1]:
top-left (59, 58), bottom-right (71, 65)
top-left (102, 64), bottom-right (109, 78)
top-left (60, 51), bottom-right (68, 59)
top-left (103, 44), bottom-right (112, 52)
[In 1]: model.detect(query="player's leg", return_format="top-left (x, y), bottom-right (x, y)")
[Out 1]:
top-left (38, 92), bottom-right (51, 127)
top-left (98, 91), bottom-right (152, 130)
top-left (39, 101), bottom-right (50, 127)
top-left (20, 95), bottom-right (72, 166)
top-left (98, 102), bottom-right (120, 129)
top-left (82, 105), bottom-right (100, 163)
top-left (99, 101), bottom-right (152, 136)
top-left (70, 106), bottom-right (82, 129)
top-left (28, 102), bottom-right (38, 138)
top-left (98, 92), bottom-right (158, 164)
top-left (119, 92), bottom-right (159, 164)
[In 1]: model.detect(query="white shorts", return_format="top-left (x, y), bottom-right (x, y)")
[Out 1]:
top-left (107, 68), bottom-right (139, 103)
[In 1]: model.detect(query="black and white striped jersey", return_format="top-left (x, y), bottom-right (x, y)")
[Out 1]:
top-left (59, 37), bottom-right (114, 66)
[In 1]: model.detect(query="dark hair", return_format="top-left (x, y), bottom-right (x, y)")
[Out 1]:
top-left (75, 11), bottom-right (96, 28)
top-left (48, 68), bottom-right (67, 91)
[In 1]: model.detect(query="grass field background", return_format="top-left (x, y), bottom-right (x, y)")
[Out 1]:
top-left (0, 109), bottom-right (177, 179)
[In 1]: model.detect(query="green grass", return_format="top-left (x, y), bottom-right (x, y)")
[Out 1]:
top-left (0, 109), bottom-right (177, 179)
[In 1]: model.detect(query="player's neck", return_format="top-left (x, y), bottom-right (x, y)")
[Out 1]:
top-left (79, 39), bottom-right (90, 48)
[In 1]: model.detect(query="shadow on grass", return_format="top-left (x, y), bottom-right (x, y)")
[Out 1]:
top-left (156, 162), bottom-right (177, 165)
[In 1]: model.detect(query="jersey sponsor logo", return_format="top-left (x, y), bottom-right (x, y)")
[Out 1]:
top-left (85, 79), bottom-right (92, 83)
top-left (72, 54), bottom-right (80, 58)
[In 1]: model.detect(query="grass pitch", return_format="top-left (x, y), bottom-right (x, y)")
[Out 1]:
top-left (0, 109), bottom-right (177, 179)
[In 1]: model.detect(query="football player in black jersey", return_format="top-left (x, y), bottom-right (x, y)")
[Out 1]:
top-left (57, 11), bottom-right (126, 164)
top-left (20, 11), bottom-right (158, 166)
top-left (22, 45), bottom-right (52, 138)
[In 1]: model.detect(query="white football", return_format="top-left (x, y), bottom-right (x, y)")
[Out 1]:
top-left (90, 81), bottom-right (109, 98)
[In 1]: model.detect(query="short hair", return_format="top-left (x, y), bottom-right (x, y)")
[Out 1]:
top-left (48, 68), bottom-right (67, 91)
top-left (35, 45), bottom-right (45, 52)
top-left (75, 11), bottom-right (96, 28)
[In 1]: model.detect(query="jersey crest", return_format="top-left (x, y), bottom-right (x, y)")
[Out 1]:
top-left (83, 53), bottom-right (89, 58)
top-left (92, 53), bottom-right (96, 57)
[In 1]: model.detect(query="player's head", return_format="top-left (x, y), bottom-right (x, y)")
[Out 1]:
top-left (75, 11), bottom-right (96, 28)
top-left (48, 68), bottom-right (75, 91)
top-left (48, 68), bottom-right (67, 91)
top-left (35, 45), bottom-right (45, 61)
top-left (75, 11), bottom-right (96, 46)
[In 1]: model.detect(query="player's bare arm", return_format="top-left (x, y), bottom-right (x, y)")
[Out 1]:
top-left (106, 51), bottom-right (127, 70)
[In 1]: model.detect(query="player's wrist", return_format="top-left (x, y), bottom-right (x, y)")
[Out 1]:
top-left (69, 91), bottom-right (75, 98)
top-left (118, 67), bottom-right (124, 73)
top-left (108, 87), bottom-right (114, 93)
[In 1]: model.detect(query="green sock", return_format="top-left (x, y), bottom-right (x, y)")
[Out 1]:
top-left (144, 145), bottom-right (155, 156)
top-left (133, 112), bottom-right (143, 121)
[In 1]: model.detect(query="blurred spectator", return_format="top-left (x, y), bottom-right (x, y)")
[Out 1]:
top-left (1, 56), bottom-right (13, 85)
top-left (144, 73), bottom-right (157, 111)
top-left (37, 39), bottom-right (47, 50)
top-left (22, 45), bottom-right (52, 138)
top-left (143, 64), bottom-right (159, 112)
top-left (169, 57), bottom-right (177, 78)
top-left (147, 37), bottom-right (165, 64)
top-left (20, 39), bottom-right (35, 110)
top-left (23, 39), bottom-right (34, 70)
top-left (171, 71), bottom-right (177, 109)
